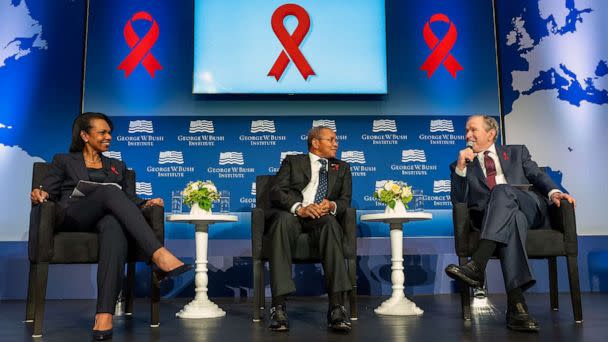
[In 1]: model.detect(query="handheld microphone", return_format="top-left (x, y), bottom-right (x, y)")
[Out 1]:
top-left (465, 141), bottom-right (474, 164)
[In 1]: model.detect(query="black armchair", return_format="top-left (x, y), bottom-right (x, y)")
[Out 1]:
top-left (25, 162), bottom-right (164, 337)
top-left (452, 195), bottom-right (582, 322)
top-left (251, 175), bottom-right (357, 321)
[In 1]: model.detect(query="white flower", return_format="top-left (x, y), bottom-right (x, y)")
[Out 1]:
top-left (401, 187), bottom-right (412, 198)
top-left (203, 183), bottom-right (217, 193)
top-left (391, 183), bottom-right (401, 194)
top-left (383, 181), bottom-right (394, 191)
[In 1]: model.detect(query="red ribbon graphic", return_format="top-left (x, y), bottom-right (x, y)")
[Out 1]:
top-left (420, 13), bottom-right (463, 79)
top-left (118, 11), bottom-right (163, 78)
top-left (268, 4), bottom-right (315, 81)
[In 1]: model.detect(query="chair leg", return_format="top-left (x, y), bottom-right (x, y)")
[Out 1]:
top-left (548, 257), bottom-right (559, 311)
top-left (32, 263), bottom-right (49, 337)
top-left (125, 263), bottom-right (135, 315)
top-left (25, 263), bottom-right (37, 322)
top-left (150, 270), bottom-right (160, 327)
top-left (252, 259), bottom-right (263, 322)
top-left (348, 258), bottom-right (358, 320)
top-left (459, 257), bottom-right (472, 321)
top-left (566, 256), bottom-right (583, 323)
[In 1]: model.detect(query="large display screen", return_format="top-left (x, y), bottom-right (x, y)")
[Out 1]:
top-left (193, 0), bottom-right (387, 94)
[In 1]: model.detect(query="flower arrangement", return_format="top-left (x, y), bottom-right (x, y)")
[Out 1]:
top-left (373, 180), bottom-right (413, 209)
top-left (182, 180), bottom-right (220, 211)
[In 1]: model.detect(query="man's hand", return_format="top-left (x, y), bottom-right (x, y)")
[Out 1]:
top-left (143, 198), bottom-right (164, 208)
top-left (456, 147), bottom-right (476, 171)
top-left (550, 192), bottom-right (576, 208)
top-left (30, 188), bottom-right (49, 204)
top-left (318, 199), bottom-right (335, 215)
top-left (296, 203), bottom-right (328, 219)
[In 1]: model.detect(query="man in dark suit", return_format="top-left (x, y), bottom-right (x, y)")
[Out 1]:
top-left (445, 115), bottom-right (575, 332)
top-left (267, 126), bottom-right (353, 332)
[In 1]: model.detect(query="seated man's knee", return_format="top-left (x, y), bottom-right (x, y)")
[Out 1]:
top-left (490, 184), bottom-right (516, 200)
top-left (267, 211), bottom-right (298, 232)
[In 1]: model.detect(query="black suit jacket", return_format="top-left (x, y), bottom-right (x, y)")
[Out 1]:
top-left (450, 144), bottom-right (558, 225)
top-left (270, 154), bottom-right (352, 217)
top-left (39, 153), bottom-right (145, 209)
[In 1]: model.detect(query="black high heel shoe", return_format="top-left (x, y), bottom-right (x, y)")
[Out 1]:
top-left (153, 264), bottom-right (194, 284)
top-left (92, 328), bottom-right (113, 341)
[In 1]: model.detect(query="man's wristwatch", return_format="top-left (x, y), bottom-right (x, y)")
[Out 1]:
top-left (294, 203), bottom-right (303, 216)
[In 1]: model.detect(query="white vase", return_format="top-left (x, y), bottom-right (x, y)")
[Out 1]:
top-left (384, 200), bottom-right (407, 215)
top-left (190, 203), bottom-right (211, 216)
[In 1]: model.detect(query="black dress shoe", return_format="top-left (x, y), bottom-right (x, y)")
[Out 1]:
top-left (92, 328), bottom-right (113, 341)
top-left (268, 304), bottom-right (289, 332)
top-left (153, 264), bottom-right (193, 284)
top-left (327, 305), bottom-right (351, 333)
top-left (445, 260), bottom-right (484, 288)
top-left (506, 302), bottom-right (540, 333)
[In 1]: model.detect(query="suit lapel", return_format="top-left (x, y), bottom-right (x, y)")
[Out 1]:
top-left (70, 153), bottom-right (89, 181)
top-left (495, 145), bottom-right (510, 183)
top-left (327, 159), bottom-right (337, 194)
top-left (301, 154), bottom-right (311, 184)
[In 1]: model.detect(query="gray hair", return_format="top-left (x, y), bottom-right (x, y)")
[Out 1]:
top-left (468, 114), bottom-right (499, 142)
top-left (307, 126), bottom-right (333, 149)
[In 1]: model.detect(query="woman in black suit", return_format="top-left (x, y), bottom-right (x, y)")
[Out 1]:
top-left (30, 112), bottom-right (190, 340)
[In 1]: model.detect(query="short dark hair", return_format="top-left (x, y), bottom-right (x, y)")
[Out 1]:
top-left (69, 112), bottom-right (113, 152)
top-left (307, 126), bottom-right (332, 150)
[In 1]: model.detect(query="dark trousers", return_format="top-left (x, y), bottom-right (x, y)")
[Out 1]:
top-left (480, 184), bottom-right (547, 291)
top-left (267, 211), bottom-right (352, 298)
top-left (58, 186), bottom-right (162, 314)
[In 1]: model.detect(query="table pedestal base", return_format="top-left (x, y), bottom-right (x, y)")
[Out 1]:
top-left (374, 294), bottom-right (424, 316)
top-left (176, 298), bottom-right (226, 319)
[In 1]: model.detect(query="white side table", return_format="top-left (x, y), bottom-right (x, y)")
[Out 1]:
top-left (166, 213), bottom-right (238, 318)
top-left (360, 212), bottom-right (433, 316)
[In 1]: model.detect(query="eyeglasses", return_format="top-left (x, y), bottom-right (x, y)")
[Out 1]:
top-left (316, 137), bottom-right (339, 143)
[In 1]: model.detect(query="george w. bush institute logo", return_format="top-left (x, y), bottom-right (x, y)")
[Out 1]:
top-left (158, 151), bottom-right (184, 164)
top-left (401, 149), bottom-right (427, 163)
top-left (128, 120), bottom-right (154, 133)
top-left (341, 151), bottom-right (366, 164)
top-left (429, 119), bottom-right (454, 133)
top-left (372, 119), bottom-right (397, 132)
top-left (189, 120), bottom-right (214, 133)
top-left (433, 180), bottom-right (451, 193)
top-left (250, 120), bottom-right (276, 133)
top-left (136, 182), bottom-right (153, 196)
top-left (219, 152), bottom-right (244, 165)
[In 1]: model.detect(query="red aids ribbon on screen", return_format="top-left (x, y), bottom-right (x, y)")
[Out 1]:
top-left (117, 11), bottom-right (163, 78)
top-left (420, 13), bottom-right (463, 79)
top-left (268, 4), bottom-right (315, 81)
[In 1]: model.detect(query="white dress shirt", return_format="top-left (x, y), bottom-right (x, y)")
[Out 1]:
top-left (290, 152), bottom-right (337, 215)
top-left (455, 144), bottom-right (560, 199)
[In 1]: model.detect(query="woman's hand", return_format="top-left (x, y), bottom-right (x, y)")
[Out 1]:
top-left (144, 198), bottom-right (164, 207)
top-left (30, 188), bottom-right (49, 204)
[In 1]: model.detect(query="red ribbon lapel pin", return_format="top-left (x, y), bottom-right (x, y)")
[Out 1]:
top-left (502, 151), bottom-right (509, 161)
top-left (110, 165), bottom-right (119, 175)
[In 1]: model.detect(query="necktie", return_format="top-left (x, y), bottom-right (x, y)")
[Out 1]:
top-left (314, 159), bottom-right (328, 203)
top-left (484, 151), bottom-right (496, 190)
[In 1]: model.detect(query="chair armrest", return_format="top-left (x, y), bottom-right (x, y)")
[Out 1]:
top-left (141, 206), bottom-right (165, 245)
top-left (549, 199), bottom-right (578, 255)
top-left (251, 208), bottom-right (265, 259)
top-left (452, 202), bottom-right (471, 257)
top-left (28, 202), bottom-right (57, 263)
top-left (339, 208), bottom-right (357, 259)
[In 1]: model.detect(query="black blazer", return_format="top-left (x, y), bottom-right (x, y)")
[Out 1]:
top-left (270, 154), bottom-right (352, 217)
top-left (450, 144), bottom-right (558, 223)
top-left (39, 153), bottom-right (145, 209)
